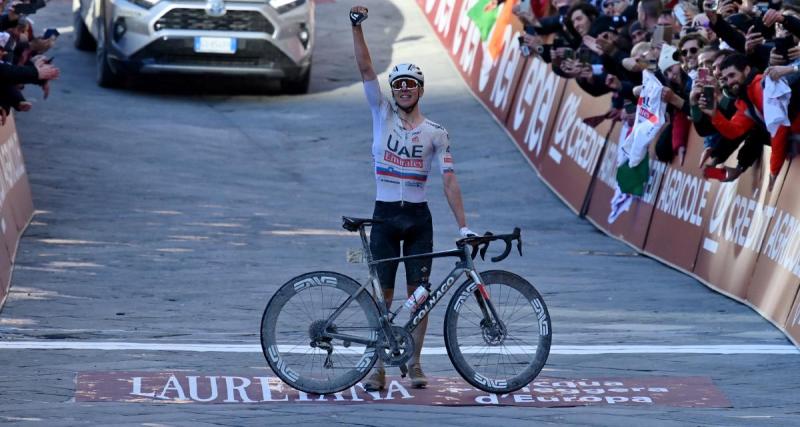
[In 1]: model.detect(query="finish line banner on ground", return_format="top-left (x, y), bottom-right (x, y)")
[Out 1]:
top-left (75, 372), bottom-right (730, 408)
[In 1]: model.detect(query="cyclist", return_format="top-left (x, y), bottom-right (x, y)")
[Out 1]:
top-left (350, 5), bottom-right (476, 391)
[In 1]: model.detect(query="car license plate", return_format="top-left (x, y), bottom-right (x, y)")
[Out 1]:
top-left (194, 37), bottom-right (237, 54)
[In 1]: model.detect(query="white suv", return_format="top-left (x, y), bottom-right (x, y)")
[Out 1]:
top-left (73, 0), bottom-right (314, 93)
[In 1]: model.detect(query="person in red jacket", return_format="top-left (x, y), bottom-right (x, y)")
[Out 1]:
top-left (699, 52), bottom-right (795, 187)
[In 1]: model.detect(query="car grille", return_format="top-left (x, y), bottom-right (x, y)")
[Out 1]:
top-left (154, 9), bottom-right (275, 33)
top-left (132, 39), bottom-right (296, 68)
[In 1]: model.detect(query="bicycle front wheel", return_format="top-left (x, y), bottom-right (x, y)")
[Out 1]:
top-left (444, 270), bottom-right (551, 394)
top-left (260, 271), bottom-right (382, 394)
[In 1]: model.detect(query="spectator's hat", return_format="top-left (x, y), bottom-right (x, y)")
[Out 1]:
top-left (589, 16), bottom-right (618, 38)
top-left (658, 44), bottom-right (680, 73)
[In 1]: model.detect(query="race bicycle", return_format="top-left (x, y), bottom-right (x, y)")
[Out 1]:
top-left (260, 216), bottom-right (551, 394)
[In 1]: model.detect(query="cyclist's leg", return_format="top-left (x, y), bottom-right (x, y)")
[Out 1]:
top-left (368, 202), bottom-right (402, 380)
top-left (401, 203), bottom-right (434, 369)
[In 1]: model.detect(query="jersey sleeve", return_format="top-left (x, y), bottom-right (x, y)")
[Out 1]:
top-left (434, 130), bottom-right (455, 174)
top-left (363, 78), bottom-right (388, 111)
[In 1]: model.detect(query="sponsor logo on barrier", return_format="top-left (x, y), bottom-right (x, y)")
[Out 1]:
top-left (485, 28), bottom-right (520, 111)
top-left (656, 168), bottom-right (711, 227)
top-left (452, 0), bottom-right (481, 75)
top-left (703, 183), bottom-right (778, 255)
top-left (550, 92), bottom-right (605, 172)
top-left (759, 208), bottom-right (800, 278)
top-left (431, 0), bottom-right (456, 35)
top-left (511, 57), bottom-right (560, 158)
top-left (0, 133), bottom-right (26, 208)
top-left (77, 372), bottom-right (731, 407)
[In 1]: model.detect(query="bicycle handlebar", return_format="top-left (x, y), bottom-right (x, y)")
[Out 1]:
top-left (456, 228), bottom-right (522, 262)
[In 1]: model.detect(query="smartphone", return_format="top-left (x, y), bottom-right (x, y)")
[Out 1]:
top-left (703, 85), bottom-right (716, 110)
top-left (653, 25), bottom-right (665, 45)
top-left (43, 28), bottom-right (60, 39)
top-left (755, 2), bottom-right (769, 15)
top-left (12, 3), bottom-right (39, 15)
top-left (563, 47), bottom-right (574, 60)
top-left (698, 67), bottom-right (710, 82)
top-left (775, 35), bottom-right (794, 57)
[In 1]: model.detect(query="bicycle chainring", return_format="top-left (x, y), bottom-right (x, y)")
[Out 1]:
top-left (379, 326), bottom-right (414, 366)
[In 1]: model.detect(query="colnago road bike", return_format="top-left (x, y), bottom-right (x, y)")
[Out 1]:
top-left (260, 216), bottom-right (552, 395)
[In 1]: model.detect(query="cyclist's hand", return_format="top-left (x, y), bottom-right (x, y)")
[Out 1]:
top-left (460, 227), bottom-right (477, 238)
top-left (350, 6), bottom-right (368, 26)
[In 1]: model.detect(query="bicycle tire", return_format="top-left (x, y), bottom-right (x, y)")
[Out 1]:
top-left (444, 270), bottom-right (551, 394)
top-left (260, 271), bottom-right (382, 394)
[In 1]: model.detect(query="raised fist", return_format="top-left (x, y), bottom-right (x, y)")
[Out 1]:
top-left (350, 6), bottom-right (368, 26)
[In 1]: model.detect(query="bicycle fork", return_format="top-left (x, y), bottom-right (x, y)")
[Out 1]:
top-left (467, 270), bottom-right (507, 342)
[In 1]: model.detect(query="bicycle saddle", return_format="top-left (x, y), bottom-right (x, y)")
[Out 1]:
top-left (342, 216), bottom-right (383, 232)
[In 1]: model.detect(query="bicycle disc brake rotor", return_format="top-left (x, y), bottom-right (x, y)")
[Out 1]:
top-left (480, 318), bottom-right (506, 346)
top-left (380, 326), bottom-right (414, 366)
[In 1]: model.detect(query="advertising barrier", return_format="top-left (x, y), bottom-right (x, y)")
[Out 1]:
top-left (536, 80), bottom-right (615, 214)
top-left (0, 112), bottom-right (35, 309)
top-left (745, 157), bottom-right (800, 326)
top-left (693, 147), bottom-right (787, 299)
top-left (584, 125), bottom-right (663, 249)
top-left (505, 55), bottom-right (567, 170)
top-left (415, 1), bottom-right (800, 346)
top-left (643, 133), bottom-right (711, 272)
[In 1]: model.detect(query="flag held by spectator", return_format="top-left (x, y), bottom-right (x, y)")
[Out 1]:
top-left (467, 0), bottom-right (500, 42)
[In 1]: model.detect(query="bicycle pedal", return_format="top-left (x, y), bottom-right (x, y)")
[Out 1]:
top-left (399, 363), bottom-right (408, 378)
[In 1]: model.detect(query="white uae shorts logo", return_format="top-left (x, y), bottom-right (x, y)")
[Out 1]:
top-left (206, 0), bottom-right (226, 17)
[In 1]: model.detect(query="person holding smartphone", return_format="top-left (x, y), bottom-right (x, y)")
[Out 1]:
top-left (349, 5), bottom-right (475, 392)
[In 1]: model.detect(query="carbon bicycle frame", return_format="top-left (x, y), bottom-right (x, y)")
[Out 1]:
top-left (322, 226), bottom-right (501, 349)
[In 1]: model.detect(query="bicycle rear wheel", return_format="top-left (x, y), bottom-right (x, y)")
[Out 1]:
top-left (261, 271), bottom-right (382, 394)
top-left (444, 270), bottom-right (551, 394)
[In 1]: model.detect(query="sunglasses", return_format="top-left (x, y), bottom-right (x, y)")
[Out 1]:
top-left (391, 78), bottom-right (420, 90)
top-left (602, 0), bottom-right (619, 7)
top-left (681, 46), bottom-right (699, 57)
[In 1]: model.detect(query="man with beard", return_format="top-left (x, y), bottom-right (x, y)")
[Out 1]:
top-left (349, 5), bottom-right (475, 392)
top-left (698, 52), bottom-right (791, 185)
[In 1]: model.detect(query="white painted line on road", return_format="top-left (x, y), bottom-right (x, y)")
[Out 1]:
top-left (0, 341), bottom-right (797, 355)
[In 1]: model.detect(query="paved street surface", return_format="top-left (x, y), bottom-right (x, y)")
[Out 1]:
top-left (1, 0), bottom-right (799, 425)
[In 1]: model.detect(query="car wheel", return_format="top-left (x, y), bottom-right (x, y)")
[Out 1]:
top-left (96, 21), bottom-right (123, 88)
top-left (73, 9), bottom-right (96, 51)
top-left (282, 65), bottom-right (311, 95)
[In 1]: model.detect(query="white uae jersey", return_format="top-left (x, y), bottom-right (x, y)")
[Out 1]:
top-left (363, 79), bottom-right (454, 203)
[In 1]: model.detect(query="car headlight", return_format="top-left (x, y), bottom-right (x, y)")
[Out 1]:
top-left (269, 0), bottom-right (306, 13)
top-left (131, 0), bottom-right (160, 9)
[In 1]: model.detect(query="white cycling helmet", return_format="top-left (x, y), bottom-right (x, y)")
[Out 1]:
top-left (389, 63), bottom-right (424, 87)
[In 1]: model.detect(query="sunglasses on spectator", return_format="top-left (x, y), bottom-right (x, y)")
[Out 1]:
top-left (681, 46), bottom-right (699, 56)
top-left (391, 78), bottom-right (420, 90)
top-left (602, 0), bottom-right (619, 7)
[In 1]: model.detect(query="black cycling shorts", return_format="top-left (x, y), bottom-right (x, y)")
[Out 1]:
top-left (370, 201), bottom-right (433, 290)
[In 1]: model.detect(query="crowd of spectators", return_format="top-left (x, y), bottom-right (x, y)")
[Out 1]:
top-left (0, 0), bottom-right (59, 125)
top-left (516, 0), bottom-right (800, 187)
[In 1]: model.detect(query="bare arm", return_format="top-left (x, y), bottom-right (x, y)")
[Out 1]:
top-left (443, 173), bottom-right (467, 229)
top-left (351, 6), bottom-right (377, 82)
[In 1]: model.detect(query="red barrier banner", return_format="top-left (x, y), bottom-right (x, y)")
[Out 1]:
top-left (692, 147), bottom-right (787, 299)
top-left (745, 157), bottom-right (799, 325)
top-left (504, 56), bottom-right (566, 169)
top-left (642, 134), bottom-right (710, 271)
top-left (417, 0), bottom-right (462, 55)
top-left (0, 112), bottom-right (34, 308)
top-left (584, 125), bottom-right (665, 249)
top-left (786, 289), bottom-right (800, 345)
top-left (536, 80), bottom-right (614, 213)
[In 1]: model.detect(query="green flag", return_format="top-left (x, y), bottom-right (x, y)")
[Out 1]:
top-left (616, 153), bottom-right (650, 196)
top-left (467, 0), bottom-right (499, 41)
